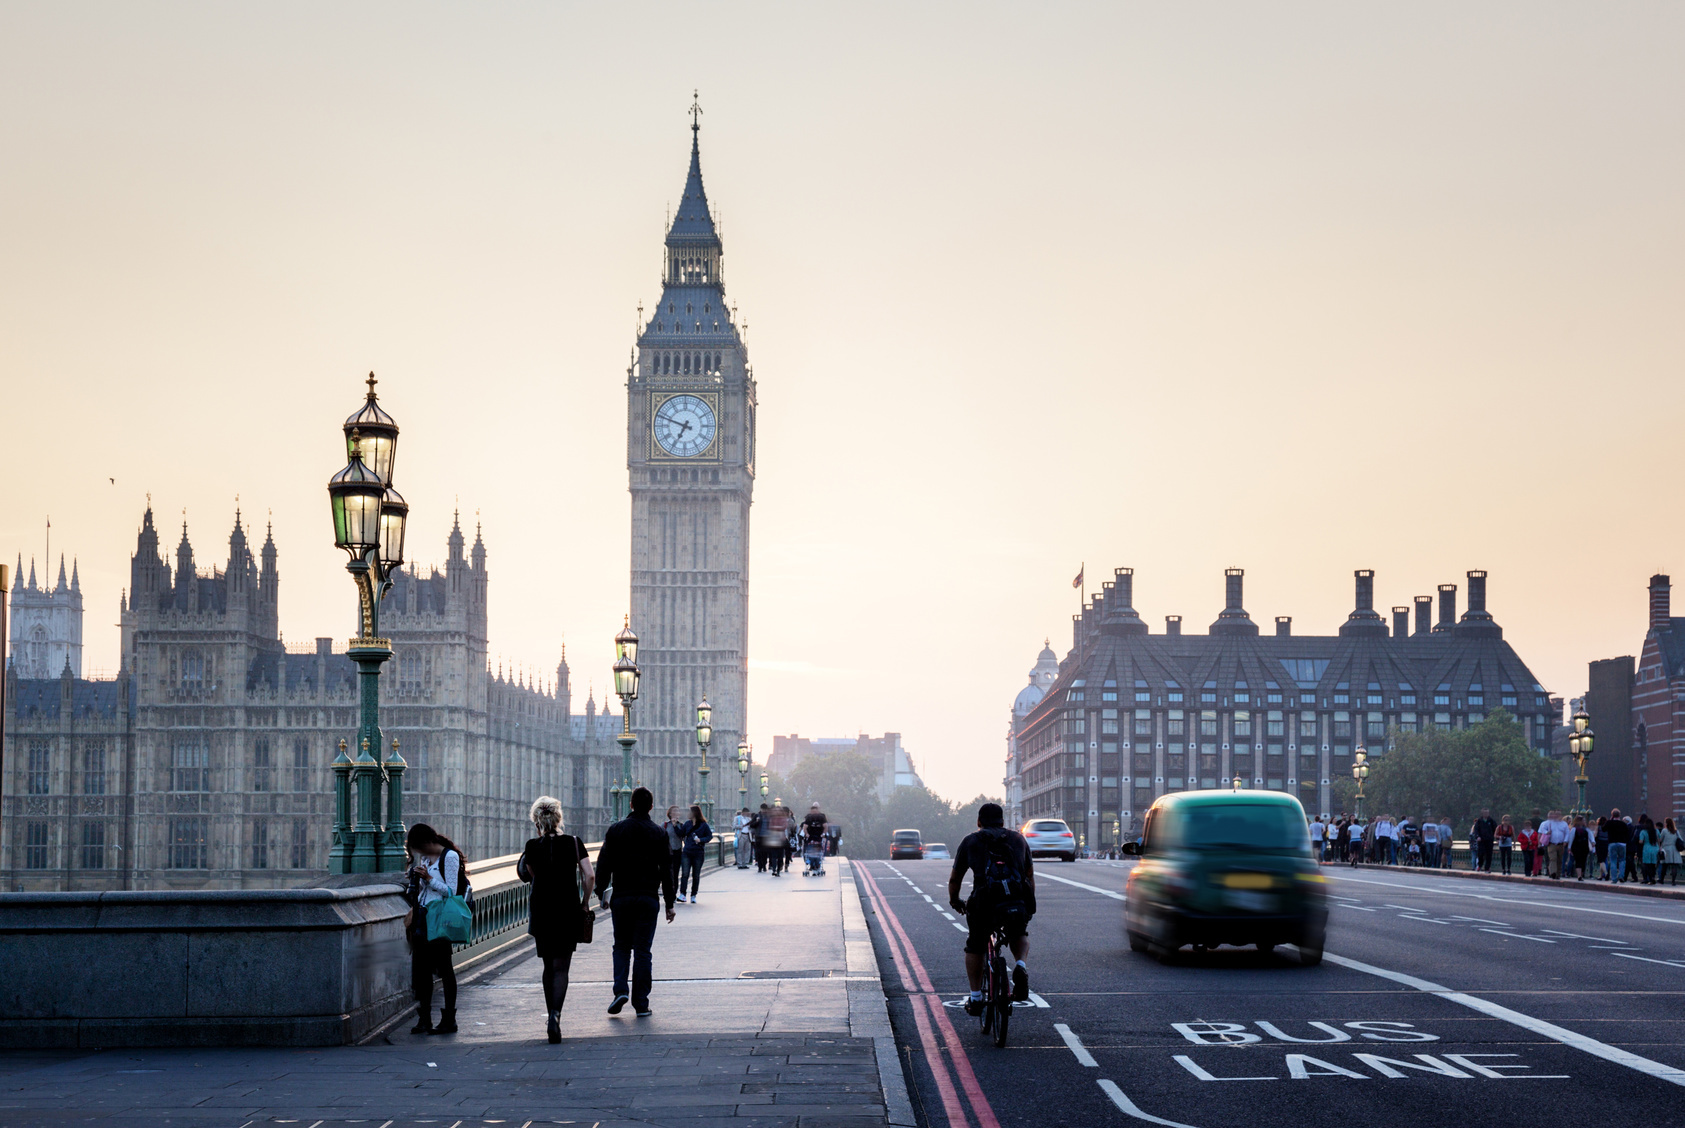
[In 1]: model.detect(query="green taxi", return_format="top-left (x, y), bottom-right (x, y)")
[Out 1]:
top-left (1124, 790), bottom-right (1327, 966)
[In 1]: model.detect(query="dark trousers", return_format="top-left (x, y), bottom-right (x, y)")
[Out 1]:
top-left (411, 935), bottom-right (456, 1015)
top-left (667, 853), bottom-right (682, 894)
top-left (1476, 840), bottom-right (1493, 872)
top-left (610, 894), bottom-right (660, 1008)
top-left (680, 851), bottom-right (704, 897)
top-left (755, 842), bottom-right (768, 871)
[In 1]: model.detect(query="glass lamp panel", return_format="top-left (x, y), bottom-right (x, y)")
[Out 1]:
top-left (349, 429), bottom-right (396, 486)
top-left (378, 487), bottom-right (408, 569)
top-left (1581, 729), bottom-right (1593, 756)
top-left (339, 488), bottom-right (383, 552)
top-left (697, 722), bottom-right (712, 746)
top-left (615, 621), bottom-right (639, 665)
top-left (612, 657), bottom-right (637, 700)
top-left (697, 699), bottom-right (712, 728)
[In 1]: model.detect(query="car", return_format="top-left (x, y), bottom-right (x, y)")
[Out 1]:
top-left (1021, 818), bottom-right (1078, 862)
top-left (1124, 790), bottom-right (1327, 966)
top-left (890, 829), bottom-right (925, 860)
top-left (924, 843), bottom-right (952, 861)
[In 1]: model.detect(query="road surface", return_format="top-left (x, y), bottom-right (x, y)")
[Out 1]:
top-left (853, 858), bottom-right (1685, 1128)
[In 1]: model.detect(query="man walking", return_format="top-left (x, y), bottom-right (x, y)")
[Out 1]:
top-left (595, 786), bottom-right (677, 1017)
top-left (1539, 810), bottom-right (1570, 879)
top-left (1421, 817), bottom-right (1440, 869)
top-left (1472, 809), bottom-right (1497, 873)
top-left (734, 807), bottom-right (753, 868)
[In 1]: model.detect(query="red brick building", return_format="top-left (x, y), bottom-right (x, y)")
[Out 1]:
top-left (1632, 575), bottom-right (1685, 823)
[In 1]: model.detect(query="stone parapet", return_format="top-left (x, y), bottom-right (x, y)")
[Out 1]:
top-left (0, 882), bottom-right (410, 1048)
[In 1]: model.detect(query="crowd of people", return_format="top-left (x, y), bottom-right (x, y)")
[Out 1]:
top-left (730, 802), bottom-right (840, 874)
top-left (401, 791), bottom-right (843, 1042)
top-left (1305, 808), bottom-right (1683, 885)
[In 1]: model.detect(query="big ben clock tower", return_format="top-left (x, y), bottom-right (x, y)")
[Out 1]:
top-left (627, 102), bottom-right (756, 808)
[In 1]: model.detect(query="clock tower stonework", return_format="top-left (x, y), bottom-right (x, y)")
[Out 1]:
top-left (627, 114), bottom-right (756, 808)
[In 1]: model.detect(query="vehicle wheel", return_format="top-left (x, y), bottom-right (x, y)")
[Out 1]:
top-left (1128, 930), bottom-right (1148, 953)
top-left (1148, 940), bottom-right (1177, 963)
top-left (993, 962), bottom-right (1012, 1048)
top-left (1298, 929), bottom-right (1325, 967)
top-left (1064, 853), bottom-right (1077, 863)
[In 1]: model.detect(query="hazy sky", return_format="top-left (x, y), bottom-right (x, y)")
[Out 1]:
top-left (4, 3), bottom-right (1682, 801)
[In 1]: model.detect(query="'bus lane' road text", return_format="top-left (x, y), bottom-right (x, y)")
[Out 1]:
top-left (1167, 1021), bottom-right (1569, 1082)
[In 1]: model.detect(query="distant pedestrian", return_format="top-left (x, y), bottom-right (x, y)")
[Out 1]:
top-left (1540, 810), bottom-right (1571, 878)
top-left (405, 823), bottom-right (469, 1035)
top-left (1636, 816), bottom-right (1660, 885)
top-left (1570, 816), bottom-right (1590, 881)
top-left (1624, 816), bottom-right (1641, 882)
top-left (1660, 818), bottom-right (1682, 886)
top-left (518, 795), bottom-right (594, 1043)
top-left (1437, 817), bottom-right (1454, 868)
top-left (680, 805), bottom-right (712, 902)
top-left (595, 786), bottom-right (678, 1017)
top-left (1595, 817), bottom-right (1611, 879)
top-left (1517, 820), bottom-right (1538, 879)
top-left (755, 804), bottom-right (772, 872)
top-left (1605, 809), bottom-right (1630, 883)
top-left (663, 806), bottom-right (687, 901)
top-left (1472, 809), bottom-right (1498, 873)
top-left (734, 807), bottom-right (753, 868)
top-left (1309, 815), bottom-right (1326, 864)
top-left (1422, 818), bottom-right (1441, 868)
top-left (1495, 815), bottom-right (1515, 875)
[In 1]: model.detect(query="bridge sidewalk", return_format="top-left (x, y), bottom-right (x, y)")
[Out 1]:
top-left (0, 857), bottom-right (909, 1128)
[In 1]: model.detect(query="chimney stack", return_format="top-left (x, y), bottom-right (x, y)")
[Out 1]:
top-left (1339, 569), bottom-right (1388, 637)
top-left (1276, 616), bottom-right (1292, 637)
top-left (1392, 607), bottom-right (1409, 638)
top-left (1354, 569), bottom-right (1375, 611)
top-left (1435, 584), bottom-right (1457, 633)
top-left (1650, 574), bottom-right (1671, 631)
top-left (1414, 596), bottom-right (1432, 636)
top-left (1166, 615), bottom-right (1182, 637)
top-left (1101, 567), bottom-right (1148, 636)
top-left (1466, 570), bottom-right (1488, 616)
top-left (1212, 567), bottom-right (1258, 635)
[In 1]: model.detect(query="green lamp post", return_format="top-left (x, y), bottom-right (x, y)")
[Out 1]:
top-left (695, 696), bottom-right (713, 822)
top-left (326, 374), bottom-right (409, 873)
top-left (1569, 708), bottom-right (1594, 820)
top-left (611, 618), bottom-right (641, 821)
top-left (737, 740), bottom-right (750, 807)
top-left (1352, 749), bottom-right (1369, 823)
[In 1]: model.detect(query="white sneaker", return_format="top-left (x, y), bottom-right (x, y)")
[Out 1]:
top-left (676, 893), bottom-right (687, 903)
top-left (689, 893), bottom-right (698, 902)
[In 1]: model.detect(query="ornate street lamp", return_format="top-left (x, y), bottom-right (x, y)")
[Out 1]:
top-left (1352, 748), bottom-right (1370, 824)
top-left (695, 696), bottom-right (714, 822)
top-left (737, 739), bottom-right (750, 807)
top-left (326, 374), bottom-right (409, 874)
top-left (759, 770), bottom-right (769, 800)
top-left (1569, 707), bottom-right (1594, 820)
top-left (611, 618), bottom-right (641, 821)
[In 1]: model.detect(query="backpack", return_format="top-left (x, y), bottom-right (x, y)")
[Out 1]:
top-left (975, 831), bottom-right (1029, 907)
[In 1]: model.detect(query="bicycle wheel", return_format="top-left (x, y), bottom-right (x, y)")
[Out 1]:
top-left (992, 954), bottom-right (1011, 1047)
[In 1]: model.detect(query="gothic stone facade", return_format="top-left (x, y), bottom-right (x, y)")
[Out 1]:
top-left (625, 120), bottom-right (756, 806)
top-left (9, 555), bottom-right (85, 678)
top-left (1, 506), bottom-right (621, 892)
top-left (1014, 567), bottom-right (1558, 850)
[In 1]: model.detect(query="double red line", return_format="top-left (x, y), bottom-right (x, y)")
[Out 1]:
top-left (855, 863), bottom-right (1002, 1128)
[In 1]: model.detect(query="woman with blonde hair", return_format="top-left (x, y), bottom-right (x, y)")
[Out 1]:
top-left (518, 795), bottom-right (594, 1043)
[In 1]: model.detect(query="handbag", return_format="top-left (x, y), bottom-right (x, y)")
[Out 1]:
top-left (427, 893), bottom-right (473, 944)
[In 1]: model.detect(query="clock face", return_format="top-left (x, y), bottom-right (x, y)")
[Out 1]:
top-left (653, 394), bottom-right (717, 458)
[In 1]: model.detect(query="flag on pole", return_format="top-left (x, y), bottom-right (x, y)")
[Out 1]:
top-left (1072, 564), bottom-right (1084, 590)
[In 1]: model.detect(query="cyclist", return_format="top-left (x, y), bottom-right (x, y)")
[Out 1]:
top-left (947, 802), bottom-right (1035, 1015)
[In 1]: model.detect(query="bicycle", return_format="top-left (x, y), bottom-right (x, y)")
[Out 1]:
top-left (972, 915), bottom-right (1013, 1048)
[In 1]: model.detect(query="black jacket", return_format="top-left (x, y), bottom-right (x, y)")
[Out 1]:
top-left (595, 812), bottom-right (676, 910)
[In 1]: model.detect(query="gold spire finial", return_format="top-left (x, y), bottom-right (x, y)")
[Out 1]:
top-left (366, 371), bottom-right (378, 398)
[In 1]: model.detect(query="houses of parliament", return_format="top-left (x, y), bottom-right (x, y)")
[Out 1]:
top-left (1, 118), bottom-right (755, 891)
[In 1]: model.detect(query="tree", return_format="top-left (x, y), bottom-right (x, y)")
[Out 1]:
top-left (1331, 710), bottom-right (1560, 827)
top-left (786, 751), bottom-right (881, 842)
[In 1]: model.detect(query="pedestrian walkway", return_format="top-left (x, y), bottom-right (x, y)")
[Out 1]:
top-left (0, 859), bottom-right (903, 1128)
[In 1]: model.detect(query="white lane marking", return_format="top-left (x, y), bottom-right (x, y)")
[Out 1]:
top-left (1039, 872), bottom-right (1127, 900)
top-left (1321, 951), bottom-right (1685, 1087)
top-left (1334, 903), bottom-right (1378, 911)
top-left (1398, 914), bottom-right (1454, 925)
top-left (1541, 929), bottom-right (1627, 944)
top-left (1385, 904), bottom-right (1426, 912)
top-left (1099, 1079), bottom-right (1205, 1128)
top-left (1028, 991), bottom-right (1050, 1008)
top-left (1450, 915), bottom-right (1511, 926)
top-left (952, 922), bottom-right (967, 932)
top-left (1328, 874), bottom-right (1685, 925)
top-left (1054, 1022), bottom-right (1099, 1066)
top-left (922, 894), bottom-right (934, 902)
top-left (1477, 929), bottom-right (1554, 943)
top-left (1611, 952), bottom-right (1685, 968)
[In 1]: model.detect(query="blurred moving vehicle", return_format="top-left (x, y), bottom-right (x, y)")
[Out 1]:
top-left (1124, 791), bottom-right (1326, 966)
top-left (890, 828), bottom-right (925, 860)
top-left (1021, 818), bottom-right (1078, 863)
top-left (923, 842), bottom-right (952, 860)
